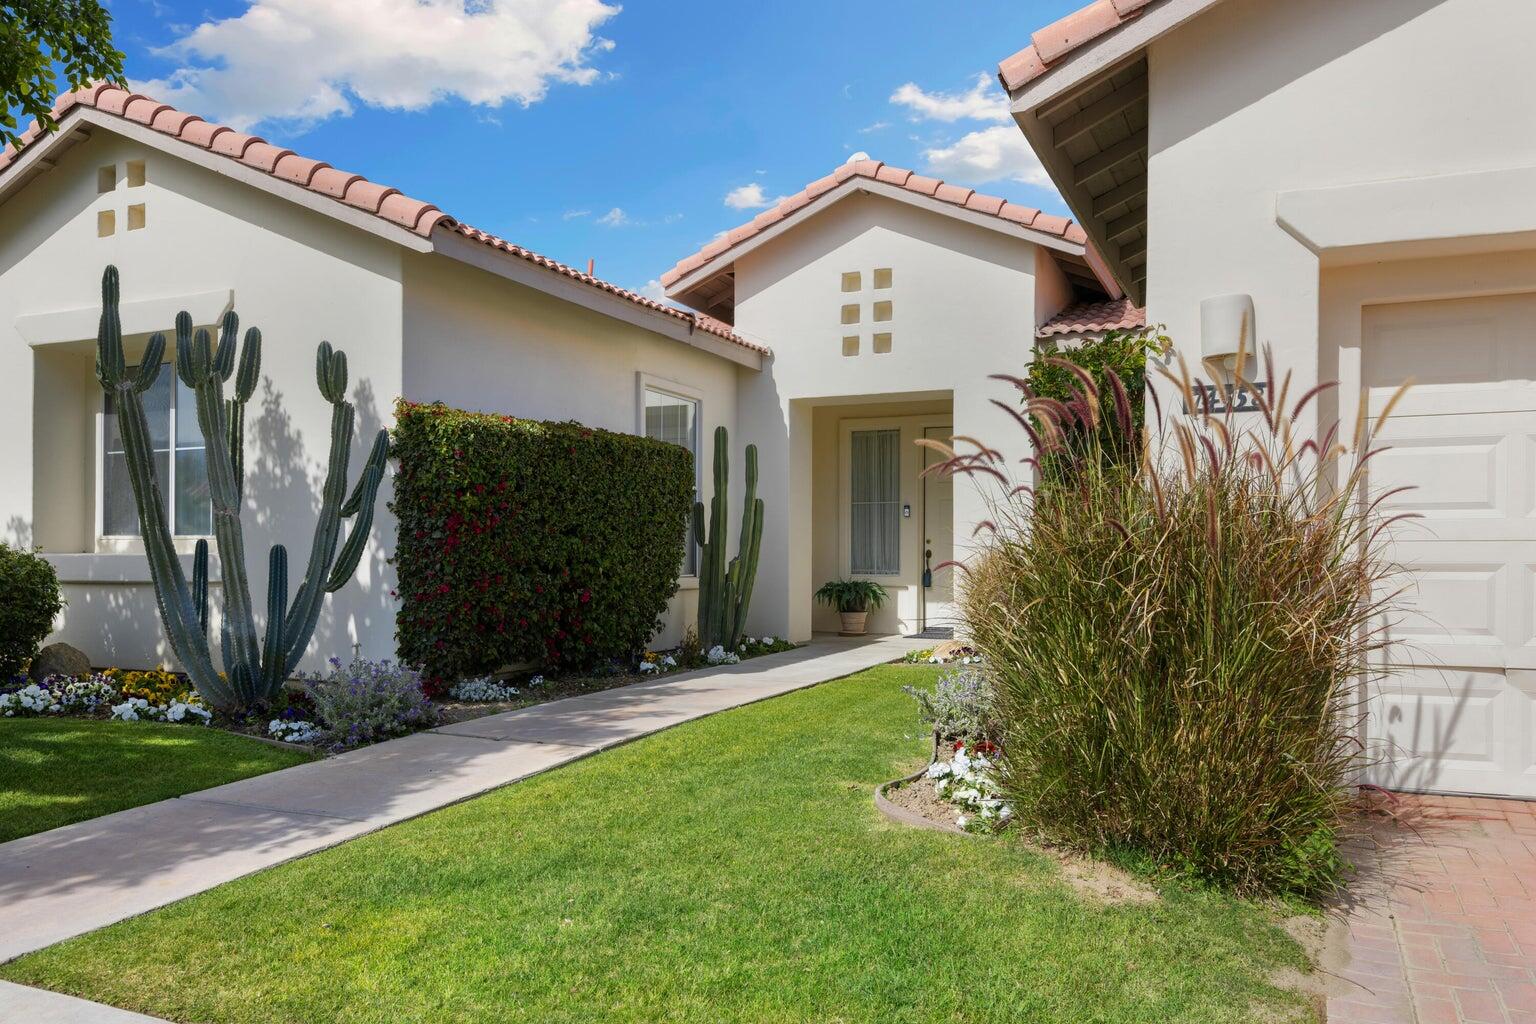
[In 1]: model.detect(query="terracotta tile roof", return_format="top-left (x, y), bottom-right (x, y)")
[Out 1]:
top-left (661, 158), bottom-right (1089, 289)
top-left (0, 84), bottom-right (761, 355)
top-left (1036, 296), bottom-right (1145, 337)
top-left (998, 0), bottom-right (1159, 91)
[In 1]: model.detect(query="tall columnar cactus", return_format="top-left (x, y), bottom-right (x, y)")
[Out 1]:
top-left (94, 266), bottom-right (389, 711)
top-left (692, 426), bottom-right (764, 650)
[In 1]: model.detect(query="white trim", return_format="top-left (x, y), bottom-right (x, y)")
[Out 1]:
top-left (436, 230), bottom-right (764, 370)
top-left (1277, 164), bottom-right (1536, 259)
top-left (664, 177), bottom-right (1086, 300)
top-left (18, 289), bottom-right (232, 347)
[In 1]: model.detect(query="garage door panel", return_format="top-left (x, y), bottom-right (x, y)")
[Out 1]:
top-left (1359, 290), bottom-right (1536, 798)
top-left (1366, 667), bottom-right (1525, 795)
top-left (1368, 435), bottom-right (1502, 517)
top-left (1380, 560), bottom-right (1503, 655)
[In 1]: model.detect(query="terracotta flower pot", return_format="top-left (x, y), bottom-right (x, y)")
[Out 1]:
top-left (839, 610), bottom-right (868, 636)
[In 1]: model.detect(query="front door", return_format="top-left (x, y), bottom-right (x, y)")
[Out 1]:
top-left (921, 424), bottom-right (956, 634)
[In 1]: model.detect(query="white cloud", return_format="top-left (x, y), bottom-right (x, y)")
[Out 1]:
top-left (859, 120), bottom-right (890, 134)
top-left (563, 209), bottom-right (591, 220)
top-left (596, 207), bottom-right (629, 226)
top-left (724, 183), bottom-right (784, 210)
top-left (134, 0), bottom-right (621, 131)
top-left (921, 125), bottom-right (1053, 188)
top-left (890, 73), bottom-right (1009, 124)
top-left (638, 279), bottom-right (668, 301)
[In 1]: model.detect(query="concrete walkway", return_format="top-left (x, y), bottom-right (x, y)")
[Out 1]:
top-left (1328, 794), bottom-right (1536, 1024)
top-left (0, 634), bottom-right (913, 968)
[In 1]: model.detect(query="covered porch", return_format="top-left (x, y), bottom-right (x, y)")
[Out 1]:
top-left (802, 390), bottom-right (957, 638)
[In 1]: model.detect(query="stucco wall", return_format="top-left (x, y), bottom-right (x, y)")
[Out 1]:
top-left (733, 192), bottom-right (1045, 639)
top-left (400, 254), bottom-right (742, 649)
top-left (0, 130), bottom-right (405, 671)
top-left (1145, 0), bottom-right (1536, 431)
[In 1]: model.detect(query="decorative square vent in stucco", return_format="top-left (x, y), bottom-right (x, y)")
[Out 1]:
top-left (841, 304), bottom-right (859, 325)
top-left (873, 332), bottom-right (892, 354)
top-left (127, 204), bottom-right (146, 231)
top-left (841, 271), bottom-right (861, 293)
top-left (873, 267), bottom-right (892, 289)
top-left (97, 210), bottom-right (115, 237)
top-left (842, 335), bottom-right (859, 357)
top-left (127, 160), bottom-right (146, 188)
top-left (873, 300), bottom-right (892, 323)
top-left (97, 165), bottom-right (115, 193)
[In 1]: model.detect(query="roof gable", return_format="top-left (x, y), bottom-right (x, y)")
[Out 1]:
top-left (663, 158), bottom-right (1116, 321)
top-left (0, 84), bottom-right (763, 361)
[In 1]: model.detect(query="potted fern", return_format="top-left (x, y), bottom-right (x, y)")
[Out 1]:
top-left (814, 579), bottom-right (889, 636)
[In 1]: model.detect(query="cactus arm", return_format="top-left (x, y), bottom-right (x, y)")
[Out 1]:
top-left (213, 311), bottom-right (238, 381)
top-left (325, 429), bottom-right (388, 591)
top-left (134, 334), bottom-right (165, 392)
top-left (260, 544), bottom-right (289, 692)
top-left (192, 539), bottom-right (209, 638)
top-left (281, 392), bottom-right (354, 667)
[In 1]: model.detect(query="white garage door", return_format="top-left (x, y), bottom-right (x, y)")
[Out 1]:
top-left (1362, 291), bottom-right (1536, 798)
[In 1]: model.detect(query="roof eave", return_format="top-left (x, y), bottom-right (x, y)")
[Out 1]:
top-left (435, 230), bottom-right (764, 371)
top-left (1004, 0), bottom-right (1226, 115)
top-left (0, 108), bottom-right (435, 253)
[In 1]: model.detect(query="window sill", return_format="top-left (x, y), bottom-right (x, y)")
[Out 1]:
top-left (45, 551), bottom-right (221, 584)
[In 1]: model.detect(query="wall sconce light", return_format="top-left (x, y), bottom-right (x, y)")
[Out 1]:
top-left (1199, 293), bottom-right (1256, 387)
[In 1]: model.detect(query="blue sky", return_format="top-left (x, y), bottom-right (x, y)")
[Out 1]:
top-left (89, 0), bottom-right (1083, 297)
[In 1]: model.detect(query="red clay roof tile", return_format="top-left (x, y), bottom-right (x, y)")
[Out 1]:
top-left (2, 84), bottom-right (763, 357)
top-left (1036, 296), bottom-right (1145, 337)
top-left (660, 157), bottom-right (1096, 289)
top-left (998, 0), bottom-right (1164, 91)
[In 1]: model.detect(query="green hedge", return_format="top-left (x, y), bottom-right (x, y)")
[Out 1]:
top-left (391, 400), bottom-right (693, 688)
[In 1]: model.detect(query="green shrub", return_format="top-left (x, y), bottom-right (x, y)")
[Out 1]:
top-left (1025, 328), bottom-right (1165, 478)
top-left (391, 400), bottom-right (693, 688)
top-left (0, 543), bottom-right (63, 680)
top-left (960, 352), bottom-right (1402, 897)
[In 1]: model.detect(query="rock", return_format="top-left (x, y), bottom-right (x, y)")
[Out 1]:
top-left (29, 642), bottom-right (91, 680)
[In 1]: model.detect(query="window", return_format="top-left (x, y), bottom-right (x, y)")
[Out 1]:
top-left (643, 387), bottom-right (699, 575)
top-left (850, 429), bottom-right (900, 575)
top-left (103, 365), bottom-right (211, 537)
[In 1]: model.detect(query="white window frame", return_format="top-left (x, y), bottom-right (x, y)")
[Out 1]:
top-left (95, 360), bottom-right (213, 550)
top-left (636, 372), bottom-right (703, 581)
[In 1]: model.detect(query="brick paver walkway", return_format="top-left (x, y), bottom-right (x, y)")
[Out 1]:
top-left (1328, 795), bottom-right (1536, 1024)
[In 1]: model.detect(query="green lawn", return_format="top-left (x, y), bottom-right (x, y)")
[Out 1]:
top-left (0, 718), bottom-right (312, 843)
top-left (2, 665), bottom-right (1316, 1023)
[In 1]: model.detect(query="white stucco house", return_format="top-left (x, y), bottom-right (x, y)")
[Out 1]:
top-left (0, 83), bottom-right (1129, 675)
top-left (996, 0), bottom-right (1536, 798)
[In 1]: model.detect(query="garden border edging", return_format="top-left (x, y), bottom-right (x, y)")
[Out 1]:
top-left (873, 731), bottom-right (972, 837)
